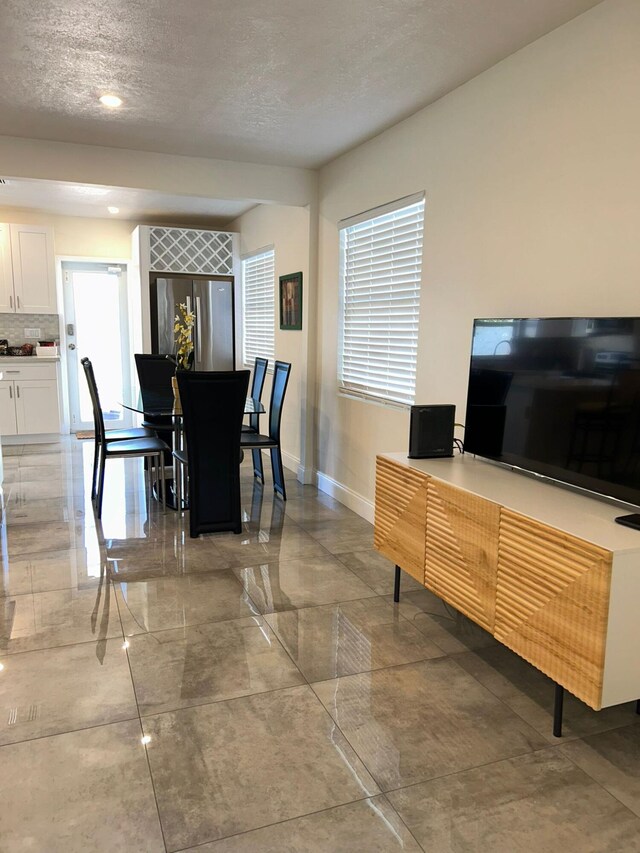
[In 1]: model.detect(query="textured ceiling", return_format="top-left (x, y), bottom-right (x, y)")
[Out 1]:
top-left (0, 0), bottom-right (603, 169)
top-left (0, 178), bottom-right (254, 224)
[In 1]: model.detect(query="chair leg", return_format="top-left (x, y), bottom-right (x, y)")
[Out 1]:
top-left (270, 446), bottom-right (287, 500)
top-left (176, 461), bottom-right (182, 511)
top-left (189, 478), bottom-right (198, 538)
top-left (150, 455), bottom-right (156, 504)
top-left (96, 448), bottom-right (106, 518)
top-left (252, 448), bottom-right (264, 482)
top-left (159, 454), bottom-right (167, 508)
top-left (91, 440), bottom-right (99, 500)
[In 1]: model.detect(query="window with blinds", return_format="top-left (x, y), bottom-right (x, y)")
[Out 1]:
top-left (338, 194), bottom-right (425, 407)
top-left (242, 249), bottom-right (275, 367)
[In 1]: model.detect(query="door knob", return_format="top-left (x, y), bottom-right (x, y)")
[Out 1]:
top-left (68, 343), bottom-right (76, 350)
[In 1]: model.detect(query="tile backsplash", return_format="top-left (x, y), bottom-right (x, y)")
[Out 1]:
top-left (0, 313), bottom-right (61, 345)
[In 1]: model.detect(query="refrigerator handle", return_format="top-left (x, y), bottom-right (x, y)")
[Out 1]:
top-left (185, 295), bottom-right (192, 313)
top-left (195, 296), bottom-right (202, 363)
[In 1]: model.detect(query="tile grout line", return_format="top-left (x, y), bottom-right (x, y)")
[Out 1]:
top-left (113, 578), bottom-right (170, 853)
top-left (376, 792), bottom-right (429, 853)
top-left (303, 655), bottom-right (559, 801)
top-left (0, 714), bottom-right (141, 751)
top-left (169, 792), bottom-right (419, 852)
top-left (439, 645), bottom-right (640, 747)
top-left (558, 731), bottom-right (640, 821)
top-left (137, 682), bottom-right (380, 851)
top-left (15, 442), bottom-right (639, 848)
top-left (382, 742), bottom-right (563, 798)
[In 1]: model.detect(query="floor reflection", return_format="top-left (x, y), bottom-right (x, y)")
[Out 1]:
top-left (1, 437), bottom-right (637, 852)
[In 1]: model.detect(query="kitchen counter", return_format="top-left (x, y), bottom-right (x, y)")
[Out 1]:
top-left (0, 356), bottom-right (60, 362)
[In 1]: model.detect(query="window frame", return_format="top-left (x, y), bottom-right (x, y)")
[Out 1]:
top-left (241, 246), bottom-right (275, 369)
top-left (337, 193), bottom-right (425, 409)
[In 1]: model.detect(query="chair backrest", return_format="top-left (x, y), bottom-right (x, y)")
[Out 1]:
top-left (248, 357), bottom-right (268, 432)
top-left (176, 369), bottom-right (250, 536)
top-left (251, 357), bottom-right (268, 400)
top-left (80, 357), bottom-right (106, 445)
top-left (134, 354), bottom-right (176, 410)
top-left (268, 360), bottom-right (292, 441)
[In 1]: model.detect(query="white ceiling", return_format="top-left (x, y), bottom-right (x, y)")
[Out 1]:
top-left (0, 0), bottom-right (603, 169)
top-left (0, 178), bottom-right (254, 225)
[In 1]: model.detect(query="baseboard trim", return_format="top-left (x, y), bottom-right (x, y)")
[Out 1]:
top-left (251, 448), bottom-right (302, 480)
top-left (281, 449), bottom-right (301, 477)
top-left (316, 470), bottom-right (374, 523)
top-left (296, 464), bottom-right (315, 485)
top-left (1, 433), bottom-right (63, 445)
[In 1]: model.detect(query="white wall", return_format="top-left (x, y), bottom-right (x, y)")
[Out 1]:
top-left (315, 0), bottom-right (640, 516)
top-left (0, 206), bottom-right (133, 259)
top-left (228, 204), bottom-right (313, 476)
top-left (0, 136), bottom-right (316, 208)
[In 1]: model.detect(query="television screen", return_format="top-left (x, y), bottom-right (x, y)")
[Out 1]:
top-left (465, 317), bottom-right (640, 507)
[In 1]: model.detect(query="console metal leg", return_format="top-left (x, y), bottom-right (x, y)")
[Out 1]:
top-left (553, 683), bottom-right (564, 738)
top-left (394, 565), bottom-right (401, 603)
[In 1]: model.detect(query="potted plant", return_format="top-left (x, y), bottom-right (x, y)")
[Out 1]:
top-left (168, 302), bottom-right (195, 407)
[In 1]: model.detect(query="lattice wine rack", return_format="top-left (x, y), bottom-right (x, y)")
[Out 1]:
top-left (149, 227), bottom-right (234, 275)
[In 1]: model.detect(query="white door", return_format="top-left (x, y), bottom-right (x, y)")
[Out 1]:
top-left (14, 379), bottom-right (60, 435)
top-left (0, 224), bottom-right (14, 312)
top-left (62, 261), bottom-right (133, 432)
top-left (0, 383), bottom-right (18, 435)
top-left (10, 224), bottom-right (56, 314)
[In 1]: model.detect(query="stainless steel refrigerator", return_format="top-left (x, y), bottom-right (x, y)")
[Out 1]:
top-left (150, 276), bottom-right (235, 370)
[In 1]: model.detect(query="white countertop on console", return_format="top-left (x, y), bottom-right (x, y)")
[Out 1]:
top-left (382, 451), bottom-right (640, 554)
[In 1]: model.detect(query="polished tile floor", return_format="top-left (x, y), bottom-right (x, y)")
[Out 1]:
top-left (1, 439), bottom-right (640, 852)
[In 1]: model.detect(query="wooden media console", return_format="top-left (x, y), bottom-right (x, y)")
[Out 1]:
top-left (374, 452), bottom-right (640, 735)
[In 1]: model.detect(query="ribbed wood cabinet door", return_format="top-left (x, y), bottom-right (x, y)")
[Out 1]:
top-left (424, 480), bottom-right (499, 632)
top-left (496, 509), bottom-right (612, 709)
top-left (374, 457), bottom-right (428, 583)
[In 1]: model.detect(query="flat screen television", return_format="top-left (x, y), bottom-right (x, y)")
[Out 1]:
top-left (464, 317), bottom-right (640, 508)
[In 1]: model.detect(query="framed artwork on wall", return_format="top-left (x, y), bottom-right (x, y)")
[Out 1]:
top-left (279, 271), bottom-right (303, 330)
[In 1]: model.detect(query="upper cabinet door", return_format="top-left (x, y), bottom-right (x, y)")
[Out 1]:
top-left (10, 224), bottom-right (57, 314)
top-left (0, 223), bottom-right (15, 312)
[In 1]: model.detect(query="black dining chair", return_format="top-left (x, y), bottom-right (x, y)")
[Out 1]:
top-left (242, 356), bottom-right (268, 479)
top-left (134, 353), bottom-right (176, 408)
top-left (80, 357), bottom-right (156, 499)
top-left (174, 369), bottom-right (250, 537)
top-left (81, 357), bottom-right (170, 517)
top-left (243, 357), bottom-right (268, 435)
top-left (134, 353), bottom-right (178, 438)
top-left (240, 360), bottom-right (291, 500)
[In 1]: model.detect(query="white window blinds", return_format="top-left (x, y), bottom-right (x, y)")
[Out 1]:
top-left (242, 249), bottom-right (275, 367)
top-left (338, 195), bottom-right (425, 407)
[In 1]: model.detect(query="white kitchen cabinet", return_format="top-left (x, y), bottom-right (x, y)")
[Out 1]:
top-left (0, 224), bottom-right (14, 312)
top-left (0, 382), bottom-right (18, 435)
top-left (0, 223), bottom-right (57, 314)
top-left (0, 361), bottom-right (61, 437)
top-left (14, 379), bottom-right (60, 434)
top-left (10, 224), bottom-right (57, 314)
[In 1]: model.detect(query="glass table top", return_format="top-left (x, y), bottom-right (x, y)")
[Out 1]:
top-left (121, 392), bottom-right (265, 418)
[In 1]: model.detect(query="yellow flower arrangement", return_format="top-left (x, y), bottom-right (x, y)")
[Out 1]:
top-left (173, 302), bottom-right (195, 370)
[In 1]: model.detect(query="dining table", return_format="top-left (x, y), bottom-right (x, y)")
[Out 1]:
top-left (121, 392), bottom-right (265, 510)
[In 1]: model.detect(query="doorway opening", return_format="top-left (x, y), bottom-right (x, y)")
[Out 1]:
top-left (62, 260), bottom-right (132, 432)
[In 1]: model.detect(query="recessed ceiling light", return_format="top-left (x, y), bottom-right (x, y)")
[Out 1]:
top-left (72, 185), bottom-right (109, 197)
top-left (108, 206), bottom-right (120, 215)
top-left (99, 94), bottom-right (122, 108)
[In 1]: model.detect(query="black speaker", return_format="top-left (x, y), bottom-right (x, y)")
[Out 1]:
top-left (408, 405), bottom-right (455, 459)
